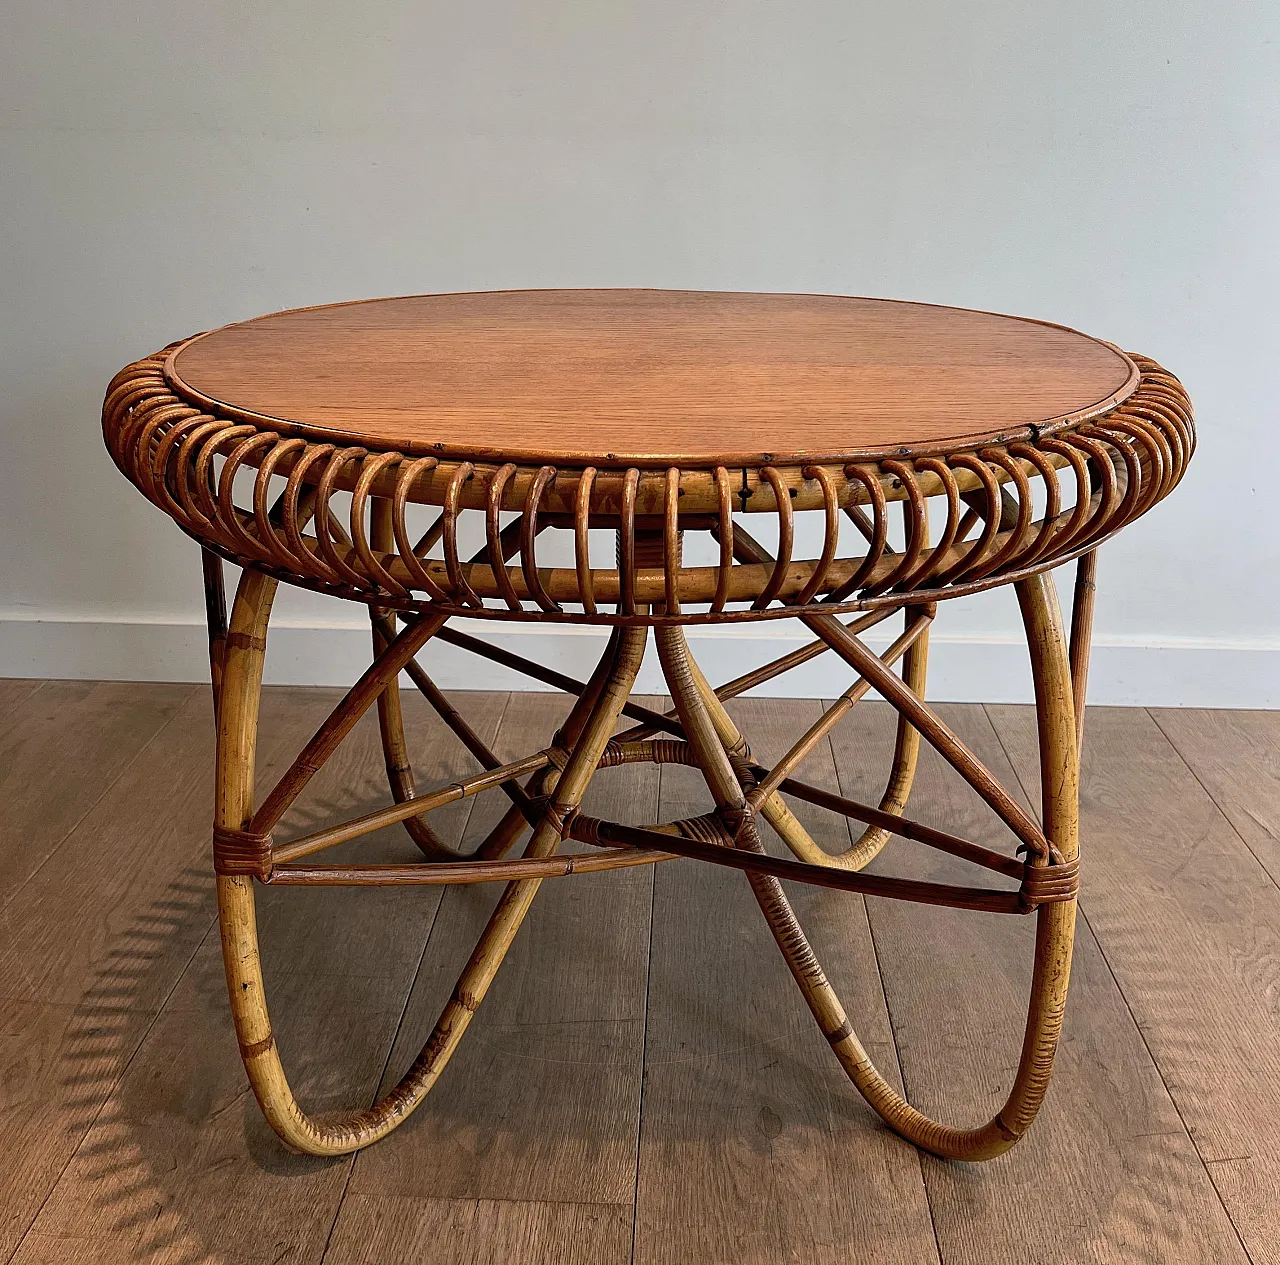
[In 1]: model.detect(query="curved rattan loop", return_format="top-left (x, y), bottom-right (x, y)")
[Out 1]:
top-left (796, 465), bottom-right (840, 605)
top-left (151, 413), bottom-right (217, 526)
top-left (939, 453), bottom-right (1002, 586)
top-left (874, 461), bottom-right (928, 595)
top-left (280, 444), bottom-right (339, 582)
top-left (823, 464), bottom-right (888, 603)
top-left (711, 466), bottom-right (735, 613)
top-left (664, 467), bottom-right (682, 614)
top-left (910, 457), bottom-right (961, 588)
top-left (1081, 425), bottom-right (1142, 542)
top-left (521, 465), bottom-right (561, 614)
top-left (172, 419), bottom-right (236, 533)
top-left (487, 463), bottom-right (524, 612)
top-left (314, 447), bottom-right (371, 589)
top-left (574, 467), bottom-right (598, 616)
top-left (443, 462), bottom-right (482, 608)
top-left (1038, 437), bottom-right (1093, 556)
top-left (1069, 432), bottom-right (1120, 549)
top-left (194, 424), bottom-right (257, 533)
top-left (128, 397), bottom-right (191, 491)
top-left (391, 456), bottom-right (450, 602)
top-left (218, 432), bottom-right (281, 561)
top-left (1138, 388), bottom-right (1194, 466)
top-left (1006, 442), bottom-right (1062, 567)
top-left (1111, 417), bottom-right (1170, 516)
top-left (252, 437), bottom-right (308, 572)
top-left (969, 448), bottom-right (1034, 582)
top-left (1128, 401), bottom-right (1185, 487)
top-left (618, 467), bottom-right (640, 617)
top-left (351, 452), bottom-right (409, 597)
top-left (751, 467), bottom-right (792, 609)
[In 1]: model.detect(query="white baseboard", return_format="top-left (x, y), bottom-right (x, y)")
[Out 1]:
top-left (0, 616), bottom-right (1276, 708)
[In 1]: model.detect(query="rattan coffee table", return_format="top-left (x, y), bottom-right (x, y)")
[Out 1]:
top-left (104, 290), bottom-right (1191, 1161)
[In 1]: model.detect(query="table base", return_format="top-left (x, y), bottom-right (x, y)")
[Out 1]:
top-left (206, 540), bottom-right (1088, 1162)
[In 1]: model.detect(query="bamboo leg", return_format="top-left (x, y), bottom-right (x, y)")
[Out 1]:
top-left (658, 574), bottom-right (1079, 1161)
top-left (367, 497), bottom-right (459, 859)
top-left (1069, 548), bottom-right (1098, 754)
top-left (215, 566), bottom-right (646, 1155)
top-left (719, 511), bottom-right (931, 871)
top-left (201, 547), bottom-right (228, 713)
top-left (817, 607), bottom-right (930, 871)
top-left (658, 635), bottom-right (826, 863)
top-left (664, 624), bottom-right (912, 874)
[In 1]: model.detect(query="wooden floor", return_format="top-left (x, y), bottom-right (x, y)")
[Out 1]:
top-left (0, 678), bottom-right (1277, 1264)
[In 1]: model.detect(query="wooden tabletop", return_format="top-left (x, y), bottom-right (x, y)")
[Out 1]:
top-left (165, 290), bottom-right (1137, 467)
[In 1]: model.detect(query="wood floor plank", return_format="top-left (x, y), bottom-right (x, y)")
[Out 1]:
top-left (1150, 708), bottom-right (1280, 889)
top-left (345, 692), bottom-right (660, 1216)
top-left (0, 680), bottom-right (193, 907)
top-left (0, 678), bottom-right (44, 724)
top-left (829, 700), bottom-right (1247, 1265)
top-left (634, 696), bottom-right (940, 1265)
top-left (323, 1194), bottom-right (631, 1265)
top-left (989, 703), bottom-right (1277, 1264)
top-left (0, 684), bottom-right (343, 1263)
top-left (7, 678), bottom-right (1277, 1265)
top-left (8, 689), bottom-right (509, 1265)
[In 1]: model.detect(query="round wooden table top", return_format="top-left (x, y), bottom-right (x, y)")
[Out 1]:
top-left (165, 290), bottom-right (1138, 467)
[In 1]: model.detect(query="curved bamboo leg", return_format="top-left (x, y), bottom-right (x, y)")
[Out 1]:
top-left (831, 609), bottom-right (929, 871)
top-left (671, 644), bottom-right (826, 862)
top-left (675, 617), bottom-right (928, 873)
top-left (368, 497), bottom-right (459, 860)
top-left (1069, 548), bottom-right (1098, 755)
top-left (657, 573), bottom-right (1078, 1160)
top-left (216, 566), bottom-right (647, 1155)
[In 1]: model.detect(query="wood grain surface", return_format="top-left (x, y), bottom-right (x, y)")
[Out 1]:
top-left (165, 291), bottom-right (1137, 465)
top-left (0, 681), bottom-right (191, 903)
top-left (1151, 708), bottom-right (1280, 889)
top-left (633, 695), bottom-right (939, 1265)
top-left (831, 701), bottom-right (1247, 1264)
top-left (990, 704), bottom-right (1279, 1265)
top-left (347, 692), bottom-right (660, 1214)
top-left (1, 680), bottom-right (1272, 1264)
top-left (0, 686), bottom-right (336, 1261)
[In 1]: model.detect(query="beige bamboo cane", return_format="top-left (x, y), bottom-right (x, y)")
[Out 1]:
top-left (216, 565), bottom-right (647, 1155)
top-left (836, 617), bottom-right (929, 869)
top-left (367, 496), bottom-right (460, 859)
top-left (1069, 548), bottom-right (1099, 754)
top-left (726, 519), bottom-right (931, 871)
top-left (655, 573), bottom-right (1078, 1160)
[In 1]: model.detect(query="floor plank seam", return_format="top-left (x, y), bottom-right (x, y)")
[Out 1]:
top-left (0, 684), bottom-right (201, 921)
top-left (820, 718), bottom-right (944, 1265)
top-left (1146, 708), bottom-right (1280, 897)
top-left (0, 678), bottom-right (46, 727)
top-left (982, 703), bottom-right (1259, 1265)
top-left (627, 773), bottom-right (660, 1265)
top-left (3, 892), bottom-right (220, 1265)
top-left (861, 892), bottom-right (945, 1264)
top-left (319, 690), bottom-right (515, 1264)
top-left (1075, 905), bottom-right (1259, 1265)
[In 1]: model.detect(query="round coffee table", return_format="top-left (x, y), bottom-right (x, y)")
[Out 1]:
top-left (103, 290), bottom-right (1192, 1161)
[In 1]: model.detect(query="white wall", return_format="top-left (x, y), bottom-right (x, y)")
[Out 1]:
top-left (2, 2), bottom-right (1277, 703)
